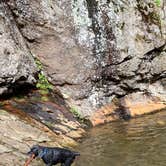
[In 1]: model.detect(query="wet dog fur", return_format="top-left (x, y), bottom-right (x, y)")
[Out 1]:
top-left (27, 145), bottom-right (80, 166)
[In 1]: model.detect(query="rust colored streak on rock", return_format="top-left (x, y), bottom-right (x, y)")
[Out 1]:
top-left (3, 103), bottom-right (33, 122)
top-left (90, 93), bottom-right (166, 126)
top-left (3, 103), bottom-right (59, 138)
top-left (42, 101), bottom-right (76, 121)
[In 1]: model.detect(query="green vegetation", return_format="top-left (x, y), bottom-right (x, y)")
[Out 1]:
top-left (70, 106), bottom-right (85, 122)
top-left (36, 72), bottom-right (53, 91)
top-left (35, 58), bottom-right (43, 70)
top-left (35, 58), bottom-right (53, 94)
top-left (70, 106), bottom-right (81, 118)
top-left (41, 96), bottom-right (49, 102)
top-left (155, 0), bottom-right (161, 7)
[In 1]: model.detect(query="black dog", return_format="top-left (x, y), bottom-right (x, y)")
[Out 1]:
top-left (27, 145), bottom-right (80, 166)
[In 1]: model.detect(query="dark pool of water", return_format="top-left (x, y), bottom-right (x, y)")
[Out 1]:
top-left (75, 111), bottom-right (166, 166)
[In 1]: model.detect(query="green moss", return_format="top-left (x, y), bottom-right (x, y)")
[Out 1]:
top-left (41, 96), bottom-right (49, 102)
top-left (39, 89), bottom-right (49, 95)
top-left (70, 106), bottom-right (85, 122)
top-left (0, 102), bottom-right (5, 107)
top-left (70, 106), bottom-right (81, 118)
top-left (35, 58), bottom-right (43, 70)
top-left (155, 0), bottom-right (161, 7)
top-left (150, 12), bottom-right (161, 27)
top-left (45, 121), bottom-right (53, 128)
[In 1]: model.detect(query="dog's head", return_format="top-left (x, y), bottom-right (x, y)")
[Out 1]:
top-left (27, 145), bottom-right (41, 158)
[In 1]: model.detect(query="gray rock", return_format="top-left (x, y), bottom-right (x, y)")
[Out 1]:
top-left (0, 2), bottom-right (37, 94)
top-left (4, 0), bottom-right (166, 115)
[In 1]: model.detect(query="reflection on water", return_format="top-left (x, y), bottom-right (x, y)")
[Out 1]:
top-left (75, 111), bottom-right (166, 166)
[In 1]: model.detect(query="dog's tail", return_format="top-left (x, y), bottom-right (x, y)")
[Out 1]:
top-left (73, 152), bottom-right (80, 156)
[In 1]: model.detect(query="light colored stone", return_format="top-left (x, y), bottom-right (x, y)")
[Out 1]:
top-left (0, 109), bottom-right (62, 166)
top-left (90, 92), bottom-right (166, 126)
top-left (0, 145), bottom-right (12, 154)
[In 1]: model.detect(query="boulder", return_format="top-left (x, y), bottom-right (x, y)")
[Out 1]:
top-left (0, 2), bottom-right (37, 95)
top-left (90, 92), bottom-right (166, 126)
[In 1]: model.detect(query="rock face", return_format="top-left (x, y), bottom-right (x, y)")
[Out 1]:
top-left (0, 109), bottom-right (56, 166)
top-left (2, 0), bottom-right (166, 116)
top-left (90, 92), bottom-right (166, 126)
top-left (0, 92), bottom-right (84, 166)
top-left (0, 2), bottom-right (37, 94)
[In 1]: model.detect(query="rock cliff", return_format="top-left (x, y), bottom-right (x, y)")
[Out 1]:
top-left (0, 0), bottom-right (166, 115)
top-left (5, 0), bottom-right (166, 115)
top-left (0, 1), bottom-right (37, 95)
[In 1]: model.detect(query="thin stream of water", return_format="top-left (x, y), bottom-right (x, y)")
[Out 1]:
top-left (75, 111), bottom-right (166, 166)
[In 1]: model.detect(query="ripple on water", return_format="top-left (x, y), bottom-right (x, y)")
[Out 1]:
top-left (75, 110), bottom-right (166, 166)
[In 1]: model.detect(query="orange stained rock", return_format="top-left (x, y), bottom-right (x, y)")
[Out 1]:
top-left (122, 93), bottom-right (166, 116)
top-left (90, 117), bottom-right (106, 126)
top-left (128, 102), bottom-right (166, 116)
top-left (90, 103), bottom-right (119, 126)
top-left (89, 93), bottom-right (166, 126)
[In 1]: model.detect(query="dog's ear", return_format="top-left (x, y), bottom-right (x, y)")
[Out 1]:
top-left (38, 149), bottom-right (45, 158)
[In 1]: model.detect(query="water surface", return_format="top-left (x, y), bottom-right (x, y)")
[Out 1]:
top-left (75, 111), bottom-right (166, 166)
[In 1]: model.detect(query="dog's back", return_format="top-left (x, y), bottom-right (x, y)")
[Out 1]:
top-left (41, 146), bottom-right (80, 165)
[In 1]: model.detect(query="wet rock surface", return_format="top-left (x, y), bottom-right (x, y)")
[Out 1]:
top-left (0, 90), bottom-right (84, 166)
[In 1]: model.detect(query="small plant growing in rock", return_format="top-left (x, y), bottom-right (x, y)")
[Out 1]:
top-left (70, 106), bottom-right (81, 118)
top-left (36, 72), bottom-right (53, 92)
top-left (70, 106), bottom-right (85, 122)
top-left (155, 0), bottom-right (161, 7)
top-left (35, 58), bottom-right (53, 94)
